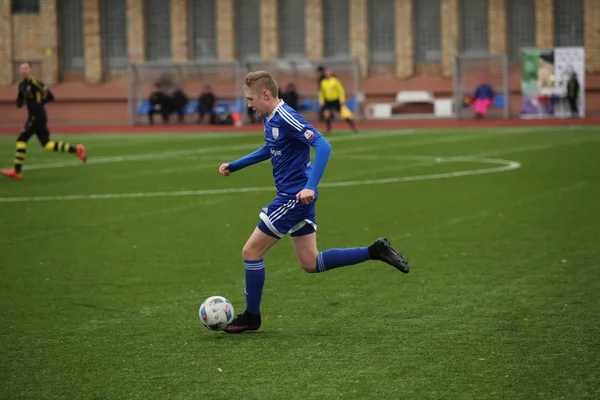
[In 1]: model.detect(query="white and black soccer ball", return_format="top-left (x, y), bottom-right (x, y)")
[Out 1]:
top-left (199, 296), bottom-right (234, 331)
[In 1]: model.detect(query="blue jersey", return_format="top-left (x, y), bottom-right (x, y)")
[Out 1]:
top-left (264, 100), bottom-right (323, 196)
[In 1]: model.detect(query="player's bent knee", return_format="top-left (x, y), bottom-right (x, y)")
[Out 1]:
top-left (299, 260), bottom-right (317, 273)
top-left (242, 244), bottom-right (263, 261)
top-left (297, 253), bottom-right (318, 273)
top-left (241, 238), bottom-right (274, 260)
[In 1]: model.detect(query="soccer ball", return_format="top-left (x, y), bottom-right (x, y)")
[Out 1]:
top-left (199, 296), bottom-right (234, 331)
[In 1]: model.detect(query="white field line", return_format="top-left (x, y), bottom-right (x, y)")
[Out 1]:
top-left (18, 127), bottom-right (533, 171)
top-left (0, 156), bottom-right (520, 203)
top-left (5, 125), bottom-right (594, 203)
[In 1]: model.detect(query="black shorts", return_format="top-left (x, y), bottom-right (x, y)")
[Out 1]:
top-left (18, 116), bottom-right (50, 146)
top-left (322, 100), bottom-right (341, 113)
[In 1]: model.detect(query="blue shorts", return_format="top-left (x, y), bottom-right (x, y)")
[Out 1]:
top-left (257, 195), bottom-right (317, 239)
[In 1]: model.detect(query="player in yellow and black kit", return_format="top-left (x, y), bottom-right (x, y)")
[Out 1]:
top-left (2, 62), bottom-right (87, 180)
top-left (319, 68), bottom-right (357, 133)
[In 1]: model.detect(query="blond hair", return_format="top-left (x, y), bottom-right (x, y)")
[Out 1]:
top-left (244, 71), bottom-right (279, 97)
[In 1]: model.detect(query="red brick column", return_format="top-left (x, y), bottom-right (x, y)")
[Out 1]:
top-left (171, 0), bottom-right (190, 61)
top-left (0, 0), bottom-right (13, 84)
top-left (217, 0), bottom-right (235, 60)
top-left (395, 0), bottom-right (413, 78)
top-left (441, 0), bottom-right (459, 77)
top-left (305, 0), bottom-right (323, 59)
top-left (489, 0), bottom-right (507, 55)
top-left (260, 0), bottom-right (278, 59)
top-left (127, 0), bottom-right (145, 62)
top-left (535, 0), bottom-right (554, 49)
top-left (84, 0), bottom-right (102, 83)
top-left (349, 0), bottom-right (368, 76)
top-left (584, 0), bottom-right (600, 72)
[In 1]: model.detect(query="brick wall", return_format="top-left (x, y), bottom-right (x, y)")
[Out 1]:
top-left (127, 0), bottom-right (145, 63)
top-left (1, 0), bottom-right (600, 88)
top-left (83, 0), bottom-right (102, 84)
top-left (488, 0), bottom-right (507, 54)
top-left (535, 0), bottom-right (554, 49)
top-left (260, 0), bottom-right (278, 59)
top-left (2, 0), bottom-right (60, 85)
top-left (171, 0), bottom-right (189, 61)
top-left (216, 0), bottom-right (235, 60)
top-left (0, 0), bottom-right (13, 84)
top-left (11, 15), bottom-right (43, 68)
top-left (441, 0), bottom-right (459, 77)
top-left (395, 0), bottom-right (413, 78)
top-left (349, 0), bottom-right (368, 77)
top-left (305, 0), bottom-right (323, 59)
top-left (40, 0), bottom-right (58, 84)
top-left (585, 0), bottom-right (600, 73)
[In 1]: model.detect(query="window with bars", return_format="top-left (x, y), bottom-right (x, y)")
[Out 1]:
top-left (12, 0), bottom-right (39, 13)
top-left (323, 0), bottom-right (350, 58)
top-left (235, 0), bottom-right (260, 60)
top-left (101, 0), bottom-right (128, 70)
top-left (278, 0), bottom-right (306, 58)
top-left (554, 0), bottom-right (584, 47)
top-left (413, 0), bottom-right (441, 64)
top-left (189, 0), bottom-right (217, 59)
top-left (58, 0), bottom-right (84, 71)
top-left (368, 0), bottom-right (395, 65)
top-left (507, 0), bottom-right (535, 61)
top-left (459, 0), bottom-right (489, 55)
top-left (144, 0), bottom-right (171, 61)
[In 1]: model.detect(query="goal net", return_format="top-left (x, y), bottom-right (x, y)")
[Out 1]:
top-left (453, 53), bottom-right (509, 120)
top-left (243, 57), bottom-right (363, 120)
top-left (127, 60), bottom-right (244, 125)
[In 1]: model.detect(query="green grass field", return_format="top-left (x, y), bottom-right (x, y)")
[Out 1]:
top-left (1, 125), bottom-right (599, 399)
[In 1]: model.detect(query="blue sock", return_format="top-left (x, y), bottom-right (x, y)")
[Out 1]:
top-left (315, 247), bottom-right (371, 273)
top-left (244, 259), bottom-right (265, 314)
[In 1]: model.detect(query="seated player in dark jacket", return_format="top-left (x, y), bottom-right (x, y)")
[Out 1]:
top-left (198, 85), bottom-right (216, 124)
top-left (148, 74), bottom-right (188, 124)
top-left (280, 83), bottom-right (299, 111)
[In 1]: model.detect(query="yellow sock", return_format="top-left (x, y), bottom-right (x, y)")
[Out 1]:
top-left (14, 141), bottom-right (26, 173)
top-left (45, 140), bottom-right (74, 153)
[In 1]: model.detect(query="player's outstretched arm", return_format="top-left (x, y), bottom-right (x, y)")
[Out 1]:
top-left (220, 145), bottom-right (271, 176)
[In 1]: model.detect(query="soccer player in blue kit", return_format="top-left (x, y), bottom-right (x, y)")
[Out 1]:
top-left (218, 71), bottom-right (409, 333)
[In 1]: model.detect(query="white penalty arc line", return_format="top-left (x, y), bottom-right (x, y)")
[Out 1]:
top-left (15, 126), bottom-right (552, 171)
top-left (0, 156), bottom-right (521, 203)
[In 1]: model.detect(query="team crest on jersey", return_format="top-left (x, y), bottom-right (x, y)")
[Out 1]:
top-left (304, 130), bottom-right (314, 140)
top-left (272, 127), bottom-right (279, 140)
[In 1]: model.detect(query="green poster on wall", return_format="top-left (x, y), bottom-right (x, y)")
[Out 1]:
top-left (520, 48), bottom-right (556, 118)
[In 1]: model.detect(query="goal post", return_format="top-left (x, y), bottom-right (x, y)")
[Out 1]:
top-left (127, 60), bottom-right (244, 125)
top-left (243, 57), bottom-right (364, 120)
top-left (127, 58), bottom-right (363, 125)
top-left (453, 53), bottom-right (510, 120)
